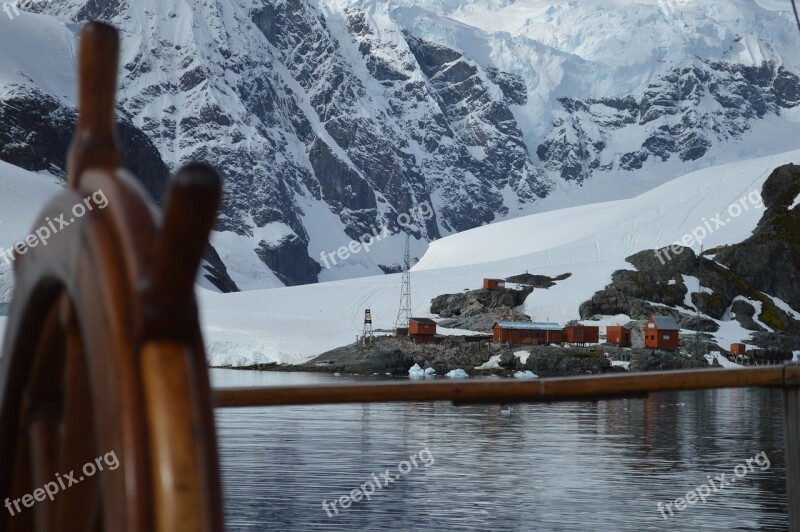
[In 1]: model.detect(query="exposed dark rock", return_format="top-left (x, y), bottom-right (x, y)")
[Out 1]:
top-left (431, 288), bottom-right (532, 318)
top-left (75, 0), bottom-right (127, 21)
top-left (306, 340), bottom-right (415, 376)
top-left (715, 164), bottom-right (800, 313)
top-left (430, 287), bottom-right (533, 332)
top-left (255, 234), bottom-right (322, 286)
top-left (749, 332), bottom-right (800, 351)
top-left (486, 68), bottom-right (528, 106)
top-left (538, 62), bottom-right (800, 183)
top-left (522, 347), bottom-right (610, 376)
top-left (202, 246), bottom-right (240, 293)
top-left (505, 272), bottom-right (571, 288)
top-left (629, 350), bottom-right (708, 372)
top-left (0, 88), bottom-right (169, 203)
top-left (305, 336), bottom-right (614, 376)
top-left (728, 300), bottom-right (764, 332)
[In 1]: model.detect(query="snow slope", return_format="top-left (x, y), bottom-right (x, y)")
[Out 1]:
top-left (0, 150), bottom-right (796, 364)
top-left (198, 149), bottom-right (800, 365)
top-left (0, 160), bottom-right (64, 347)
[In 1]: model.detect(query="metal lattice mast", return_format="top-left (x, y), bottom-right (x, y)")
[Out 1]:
top-left (395, 233), bottom-right (411, 328)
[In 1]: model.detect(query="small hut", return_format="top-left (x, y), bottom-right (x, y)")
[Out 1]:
top-left (606, 326), bottom-right (632, 348)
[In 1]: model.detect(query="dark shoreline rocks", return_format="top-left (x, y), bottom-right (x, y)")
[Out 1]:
top-left (222, 336), bottom-right (711, 377)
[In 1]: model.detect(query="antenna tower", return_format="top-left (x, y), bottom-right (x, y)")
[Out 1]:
top-left (395, 233), bottom-right (411, 329)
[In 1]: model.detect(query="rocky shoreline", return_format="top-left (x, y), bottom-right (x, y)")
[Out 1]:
top-left (224, 335), bottom-right (708, 377)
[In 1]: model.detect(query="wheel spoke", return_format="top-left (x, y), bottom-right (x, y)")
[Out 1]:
top-left (54, 296), bottom-right (98, 532)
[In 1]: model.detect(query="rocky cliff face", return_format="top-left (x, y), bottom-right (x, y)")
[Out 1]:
top-left (580, 164), bottom-right (800, 348)
top-left (715, 164), bottom-right (800, 312)
top-left (3, 0), bottom-right (800, 291)
top-left (538, 62), bottom-right (800, 182)
top-left (0, 87), bottom-right (169, 202)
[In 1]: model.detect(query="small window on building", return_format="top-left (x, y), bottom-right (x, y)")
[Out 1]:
top-left (663, 335), bottom-right (670, 340)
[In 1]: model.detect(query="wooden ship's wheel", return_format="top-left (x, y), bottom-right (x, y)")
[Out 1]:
top-left (0, 22), bottom-right (223, 532)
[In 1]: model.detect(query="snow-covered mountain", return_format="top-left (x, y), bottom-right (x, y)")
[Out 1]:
top-left (0, 141), bottom-right (797, 364)
top-left (2, 0), bottom-right (800, 291)
top-left (194, 148), bottom-right (799, 366)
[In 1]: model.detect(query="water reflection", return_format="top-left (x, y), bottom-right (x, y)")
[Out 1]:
top-left (212, 370), bottom-right (787, 531)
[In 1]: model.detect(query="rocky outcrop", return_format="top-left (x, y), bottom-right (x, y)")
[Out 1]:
top-left (304, 336), bottom-right (614, 376)
top-left (629, 350), bottom-right (707, 372)
top-left (521, 347), bottom-right (611, 376)
top-left (580, 164), bottom-right (800, 347)
top-left (305, 340), bottom-right (415, 376)
top-left (430, 287), bottom-right (532, 332)
top-left (505, 272), bottom-right (571, 288)
top-left (714, 164), bottom-right (800, 312)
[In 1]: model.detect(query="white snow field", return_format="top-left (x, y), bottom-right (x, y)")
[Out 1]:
top-left (0, 161), bottom-right (64, 348)
top-left (197, 149), bottom-right (800, 365)
top-left (1, 150), bottom-right (798, 364)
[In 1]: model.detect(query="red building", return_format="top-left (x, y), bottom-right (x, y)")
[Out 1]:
top-left (483, 278), bottom-right (506, 290)
top-left (644, 316), bottom-right (680, 351)
top-left (492, 322), bottom-right (563, 345)
top-left (409, 318), bottom-right (437, 344)
top-left (564, 325), bottom-right (600, 345)
top-left (606, 326), bottom-right (632, 347)
top-left (731, 343), bottom-right (747, 355)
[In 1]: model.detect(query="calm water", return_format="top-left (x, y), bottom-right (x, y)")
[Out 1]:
top-left (211, 370), bottom-right (788, 531)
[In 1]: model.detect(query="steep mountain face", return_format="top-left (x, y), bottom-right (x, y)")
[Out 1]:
top-left (538, 61), bottom-right (800, 182)
top-left (0, 86), bottom-right (169, 202)
top-left (2, 0), bottom-right (800, 292)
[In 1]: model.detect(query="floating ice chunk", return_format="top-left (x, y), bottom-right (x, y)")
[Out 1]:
top-left (513, 370), bottom-right (539, 379)
top-left (445, 369), bottom-right (469, 379)
top-left (475, 354), bottom-right (503, 370)
top-left (409, 363), bottom-right (436, 378)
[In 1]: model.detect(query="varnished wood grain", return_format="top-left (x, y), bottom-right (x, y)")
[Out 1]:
top-left (214, 367), bottom-right (787, 408)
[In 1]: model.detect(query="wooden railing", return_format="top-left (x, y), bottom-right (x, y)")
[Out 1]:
top-left (214, 366), bottom-right (791, 407)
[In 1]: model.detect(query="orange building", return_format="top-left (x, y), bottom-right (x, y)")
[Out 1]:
top-left (483, 278), bottom-right (506, 290)
top-left (730, 343), bottom-right (747, 355)
top-left (606, 326), bottom-right (632, 347)
top-left (644, 316), bottom-right (680, 351)
top-left (492, 321), bottom-right (563, 345)
top-left (564, 325), bottom-right (600, 345)
top-left (409, 318), bottom-right (437, 343)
